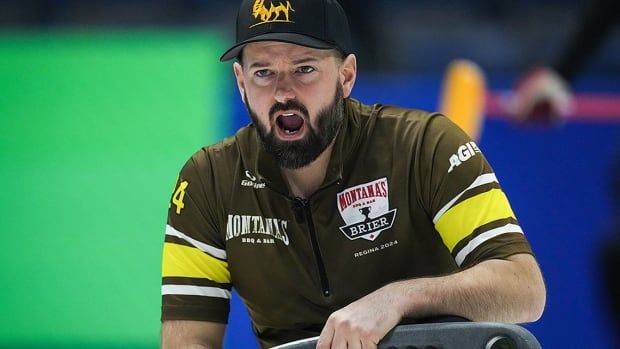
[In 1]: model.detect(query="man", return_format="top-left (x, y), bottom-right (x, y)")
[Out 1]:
top-left (161, 0), bottom-right (546, 348)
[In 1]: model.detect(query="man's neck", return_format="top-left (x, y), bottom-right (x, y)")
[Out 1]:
top-left (281, 142), bottom-right (336, 199)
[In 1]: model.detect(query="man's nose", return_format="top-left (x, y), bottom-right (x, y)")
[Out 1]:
top-left (273, 73), bottom-right (296, 104)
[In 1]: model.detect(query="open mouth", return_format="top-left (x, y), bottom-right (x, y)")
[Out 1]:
top-left (276, 112), bottom-right (305, 137)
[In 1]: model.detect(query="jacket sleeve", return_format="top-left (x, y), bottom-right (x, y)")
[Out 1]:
top-left (161, 148), bottom-right (231, 323)
top-left (416, 114), bottom-right (533, 268)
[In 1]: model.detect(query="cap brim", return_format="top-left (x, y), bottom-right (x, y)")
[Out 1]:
top-left (220, 33), bottom-right (336, 62)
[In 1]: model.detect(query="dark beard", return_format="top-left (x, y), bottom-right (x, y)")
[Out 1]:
top-left (245, 84), bottom-right (344, 169)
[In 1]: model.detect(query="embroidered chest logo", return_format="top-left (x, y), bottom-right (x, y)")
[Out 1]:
top-left (226, 214), bottom-right (290, 246)
top-left (337, 178), bottom-right (397, 241)
top-left (241, 170), bottom-right (266, 189)
top-left (250, 0), bottom-right (295, 28)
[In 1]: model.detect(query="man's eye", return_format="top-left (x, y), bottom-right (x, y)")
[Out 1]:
top-left (297, 66), bottom-right (315, 74)
top-left (255, 69), bottom-right (271, 78)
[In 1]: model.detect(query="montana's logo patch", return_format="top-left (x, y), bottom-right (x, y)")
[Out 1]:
top-left (337, 178), bottom-right (397, 241)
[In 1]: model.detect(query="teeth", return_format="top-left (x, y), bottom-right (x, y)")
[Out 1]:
top-left (282, 113), bottom-right (294, 116)
top-left (284, 129), bottom-right (297, 135)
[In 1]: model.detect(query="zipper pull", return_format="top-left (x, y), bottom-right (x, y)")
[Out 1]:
top-left (292, 197), bottom-right (307, 223)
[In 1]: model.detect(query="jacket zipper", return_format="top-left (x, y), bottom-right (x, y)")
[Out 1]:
top-left (293, 197), bottom-right (331, 297)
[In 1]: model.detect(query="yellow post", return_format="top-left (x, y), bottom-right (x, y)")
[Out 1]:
top-left (439, 59), bottom-right (486, 141)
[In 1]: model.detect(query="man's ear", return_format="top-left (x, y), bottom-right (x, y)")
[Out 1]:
top-left (340, 54), bottom-right (357, 98)
top-left (233, 62), bottom-right (246, 104)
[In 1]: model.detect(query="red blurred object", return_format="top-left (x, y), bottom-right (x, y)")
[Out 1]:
top-left (486, 92), bottom-right (620, 123)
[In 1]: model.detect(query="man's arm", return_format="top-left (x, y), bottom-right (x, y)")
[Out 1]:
top-left (317, 253), bottom-right (545, 349)
top-left (162, 320), bottom-right (226, 349)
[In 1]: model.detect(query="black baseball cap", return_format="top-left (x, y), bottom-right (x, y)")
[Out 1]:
top-left (220, 0), bottom-right (353, 62)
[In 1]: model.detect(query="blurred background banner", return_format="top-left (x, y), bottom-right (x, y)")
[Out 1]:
top-left (0, 30), bottom-right (230, 347)
top-left (0, 1), bottom-right (619, 348)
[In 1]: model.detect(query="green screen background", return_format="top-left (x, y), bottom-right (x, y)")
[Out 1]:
top-left (0, 31), bottom-right (230, 347)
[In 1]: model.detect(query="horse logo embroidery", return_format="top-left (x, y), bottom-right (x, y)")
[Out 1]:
top-left (250, 0), bottom-right (295, 28)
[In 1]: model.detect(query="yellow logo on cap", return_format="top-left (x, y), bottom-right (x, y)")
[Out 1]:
top-left (251, 0), bottom-right (295, 28)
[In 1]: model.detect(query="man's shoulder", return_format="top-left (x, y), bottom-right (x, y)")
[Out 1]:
top-left (349, 99), bottom-right (443, 143)
top-left (209, 123), bottom-right (251, 150)
top-left (376, 104), bottom-right (438, 124)
top-left (349, 98), bottom-right (439, 125)
top-left (182, 125), bottom-right (257, 172)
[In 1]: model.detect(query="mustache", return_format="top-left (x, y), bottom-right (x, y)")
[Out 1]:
top-left (269, 99), bottom-right (309, 120)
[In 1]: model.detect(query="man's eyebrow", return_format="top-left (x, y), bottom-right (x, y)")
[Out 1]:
top-left (247, 57), bottom-right (320, 69)
top-left (248, 61), bottom-right (271, 69)
top-left (292, 57), bottom-right (320, 65)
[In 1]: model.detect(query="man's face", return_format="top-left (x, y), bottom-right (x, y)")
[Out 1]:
top-left (234, 42), bottom-right (352, 169)
top-left (245, 83), bottom-right (344, 169)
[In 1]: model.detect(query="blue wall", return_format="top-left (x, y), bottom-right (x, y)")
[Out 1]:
top-left (224, 73), bottom-right (620, 348)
